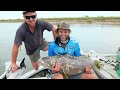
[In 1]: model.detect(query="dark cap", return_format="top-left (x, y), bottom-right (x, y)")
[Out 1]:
top-left (23, 11), bottom-right (36, 14)
top-left (23, 11), bottom-right (27, 14)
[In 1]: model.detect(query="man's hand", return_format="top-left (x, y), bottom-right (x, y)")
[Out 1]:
top-left (10, 63), bottom-right (18, 73)
top-left (52, 62), bottom-right (61, 73)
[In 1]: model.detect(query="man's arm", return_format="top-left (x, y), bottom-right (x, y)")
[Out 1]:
top-left (11, 44), bottom-right (20, 72)
top-left (51, 25), bottom-right (57, 40)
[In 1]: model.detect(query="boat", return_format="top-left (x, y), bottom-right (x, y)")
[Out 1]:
top-left (0, 57), bottom-right (53, 79)
top-left (0, 58), bottom-right (26, 79)
top-left (88, 50), bottom-right (120, 79)
top-left (19, 66), bottom-right (52, 79)
top-left (1, 50), bottom-right (120, 79)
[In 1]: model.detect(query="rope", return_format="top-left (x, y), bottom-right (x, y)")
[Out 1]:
top-left (99, 58), bottom-right (120, 66)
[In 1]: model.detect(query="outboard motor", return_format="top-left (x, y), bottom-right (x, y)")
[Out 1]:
top-left (5, 58), bottom-right (26, 79)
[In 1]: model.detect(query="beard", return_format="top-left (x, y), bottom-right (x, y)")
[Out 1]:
top-left (28, 21), bottom-right (36, 26)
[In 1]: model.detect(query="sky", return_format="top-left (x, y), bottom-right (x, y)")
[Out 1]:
top-left (0, 11), bottom-right (120, 20)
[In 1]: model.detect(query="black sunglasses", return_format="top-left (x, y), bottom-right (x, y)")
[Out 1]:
top-left (25, 15), bottom-right (36, 19)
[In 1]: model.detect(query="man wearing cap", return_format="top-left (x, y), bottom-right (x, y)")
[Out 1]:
top-left (48, 21), bottom-right (98, 79)
top-left (10, 11), bottom-right (57, 72)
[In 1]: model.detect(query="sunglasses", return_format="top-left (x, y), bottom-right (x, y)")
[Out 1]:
top-left (24, 15), bottom-right (36, 19)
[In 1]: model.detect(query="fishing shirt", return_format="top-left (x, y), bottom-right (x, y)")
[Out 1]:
top-left (48, 39), bottom-right (81, 56)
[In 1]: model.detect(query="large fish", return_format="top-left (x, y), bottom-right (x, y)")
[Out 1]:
top-left (39, 54), bottom-right (95, 76)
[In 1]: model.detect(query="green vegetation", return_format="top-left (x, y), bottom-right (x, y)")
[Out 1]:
top-left (1, 16), bottom-right (120, 24)
top-left (0, 19), bottom-right (24, 23)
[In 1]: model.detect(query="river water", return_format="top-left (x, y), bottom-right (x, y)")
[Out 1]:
top-left (0, 22), bottom-right (120, 75)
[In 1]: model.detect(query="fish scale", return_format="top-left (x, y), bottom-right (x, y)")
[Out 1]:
top-left (40, 54), bottom-right (95, 76)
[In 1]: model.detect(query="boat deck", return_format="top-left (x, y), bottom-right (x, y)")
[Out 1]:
top-left (93, 55), bottom-right (120, 79)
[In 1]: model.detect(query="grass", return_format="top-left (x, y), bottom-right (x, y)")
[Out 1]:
top-left (1, 16), bottom-right (120, 24)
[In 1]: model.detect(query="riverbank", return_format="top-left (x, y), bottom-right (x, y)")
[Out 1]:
top-left (0, 17), bottom-right (120, 25)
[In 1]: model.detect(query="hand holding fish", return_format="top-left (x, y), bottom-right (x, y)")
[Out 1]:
top-left (52, 62), bottom-right (61, 73)
top-left (85, 66), bottom-right (93, 74)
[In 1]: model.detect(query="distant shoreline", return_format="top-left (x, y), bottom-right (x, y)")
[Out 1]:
top-left (49, 21), bottom-right (120, 25)
top-left (1, 17), bottom-right (120, 25)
